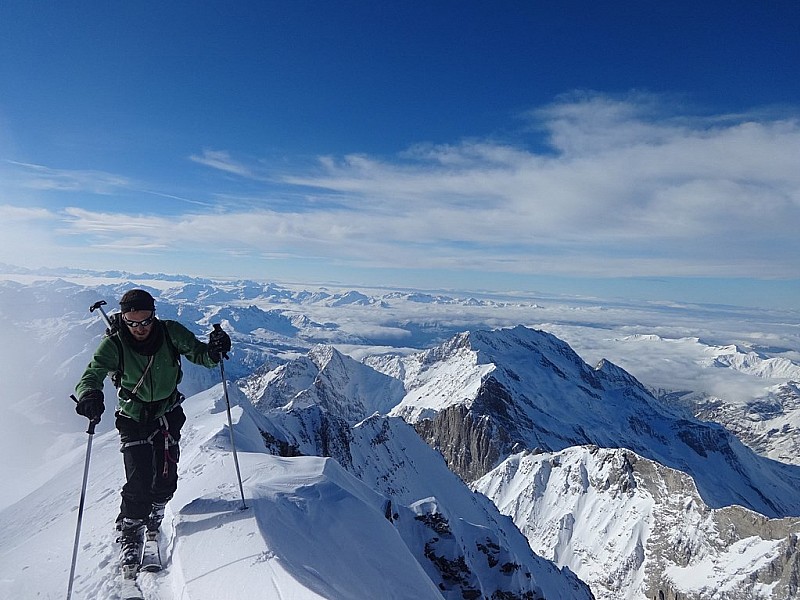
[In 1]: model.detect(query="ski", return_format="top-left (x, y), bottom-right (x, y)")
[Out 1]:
top-left (140, 530), bottom-right (163, 572)
top-left (119, 573), bottom-right (144, 600)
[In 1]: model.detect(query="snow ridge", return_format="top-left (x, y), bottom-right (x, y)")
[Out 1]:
top-left (0, 383), bottom-right (593, 599)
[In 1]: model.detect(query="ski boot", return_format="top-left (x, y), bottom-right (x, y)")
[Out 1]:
top-left (116, 517), bottom-right (146, 579)
top-left (147, 501), bottom-right (167, 535)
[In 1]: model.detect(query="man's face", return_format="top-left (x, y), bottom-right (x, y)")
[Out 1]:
top-left (122, 309), bottom-right (155, 342)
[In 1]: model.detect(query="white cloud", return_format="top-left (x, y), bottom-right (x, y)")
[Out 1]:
top-left (189, 149), bottom-right (257, 178)
top-left (4, 160), bottom-right (130, 194)
top-left (272, 94), bottom-right (800, 277)
top-left (0, 204), bottom-right (54, 221)
top-left (3, 94), bottom-right (800, 283)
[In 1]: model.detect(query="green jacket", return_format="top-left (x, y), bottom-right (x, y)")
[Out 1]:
top-left (76, 319), bottom-right (219, 422)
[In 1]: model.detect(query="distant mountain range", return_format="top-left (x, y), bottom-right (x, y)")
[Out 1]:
top-left (1, 270), bottom-right (798, 599)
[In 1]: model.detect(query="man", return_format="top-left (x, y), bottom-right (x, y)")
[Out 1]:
top-left (74, 288), bottom-right (231, 576)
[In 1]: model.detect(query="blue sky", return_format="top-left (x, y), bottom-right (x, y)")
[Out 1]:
top-left (1, 1), bottom-right (799, 309)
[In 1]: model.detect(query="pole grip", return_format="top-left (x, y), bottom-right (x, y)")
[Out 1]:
top-left (212, 323), bottom-right (230, 360)
top-left (72, 394), bottom-right (99, 435)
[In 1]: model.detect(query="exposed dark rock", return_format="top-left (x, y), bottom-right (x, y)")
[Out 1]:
top-left (414, 377), bottom-right (533, 481)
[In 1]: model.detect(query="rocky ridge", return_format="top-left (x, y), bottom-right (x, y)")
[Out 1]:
top-left (473, 446), bottom-right (800, 600)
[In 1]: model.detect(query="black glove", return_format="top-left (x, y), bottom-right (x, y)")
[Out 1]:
top-left (208, 325), bottom-right (231, 362)
top-left (76, 389), bottom-right (105, 422)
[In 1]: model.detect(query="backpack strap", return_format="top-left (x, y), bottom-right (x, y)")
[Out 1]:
top-left (105, 313), bottom-right (125, 389)
top-left (161, 320), bottom-right (181, 370)
top-left (159, 321), bottom-right (182, 399)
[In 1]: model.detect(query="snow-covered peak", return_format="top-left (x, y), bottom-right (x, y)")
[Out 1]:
top-left (474, 445), bottom-right (800, 600)
top-left (388, 325), bottom-right (613, 426)
top-left (594, 358), bottom-right (650, 394)
top-left (386, 326), bottom-right (800, 519)
top-left (250, 344), bottom-right (405, 423)
top-left (386, 326), bottom-right (597, 423)
top-left (708, 345), bottom-right (800, 380)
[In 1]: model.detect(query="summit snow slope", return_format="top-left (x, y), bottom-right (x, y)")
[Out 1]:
top-left (0, 385), bottom-right (446, 600)
top-left (0, 381), bottom-right (592, 599)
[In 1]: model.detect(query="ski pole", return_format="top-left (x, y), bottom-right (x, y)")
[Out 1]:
top-left (66, 301), bottom-right (109, 598)
top-left (214, 324), bottom-right (248, 510)
top-left (66, 395), bottom-right (99, 600)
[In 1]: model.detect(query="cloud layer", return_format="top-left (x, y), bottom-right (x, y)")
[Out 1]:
top-left (2, 93), bottom-right (799, 283)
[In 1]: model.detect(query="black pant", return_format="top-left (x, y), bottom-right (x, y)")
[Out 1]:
top-left (116, 405), bottom-right (186, 520)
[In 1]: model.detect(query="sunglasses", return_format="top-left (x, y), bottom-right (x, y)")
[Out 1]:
top-left (122, 314), bottom-right (155, 328)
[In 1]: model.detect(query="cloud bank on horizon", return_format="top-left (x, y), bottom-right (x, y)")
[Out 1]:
top-left (2, 93), bottom-right (799, 301)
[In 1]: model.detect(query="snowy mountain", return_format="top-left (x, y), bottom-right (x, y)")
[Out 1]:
top-left (374, 326), bottom-right (800, 519)
top-left (0, 383), bottom-right (592, 599)
top-left (2, 269), bottom-right (799, 599)
top-left (242, 325), bottom-right (800, 599)
top-left (473, 446), bottom-right (800, 600)
top-left (249, 344), bottom-right (405, 423)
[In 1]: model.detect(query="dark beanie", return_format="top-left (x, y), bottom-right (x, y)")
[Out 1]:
top-left (120, 289), bottom-right (156, 313)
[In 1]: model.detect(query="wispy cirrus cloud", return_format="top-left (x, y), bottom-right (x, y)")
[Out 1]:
top-left (5, 160), bottom-right (130, 194)
top-left (188, 149), bottom-right (257, 178)
top-left (1, 160), bottom-right (215, 211)
top-left (0, 204), bottom-right (55, 221)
